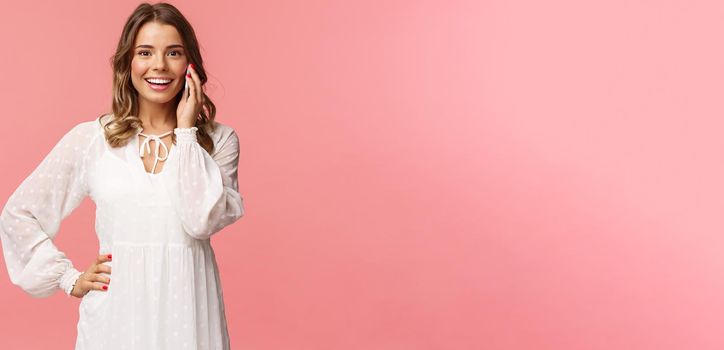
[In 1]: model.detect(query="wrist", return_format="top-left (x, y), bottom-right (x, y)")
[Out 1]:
top-left (70, 274), bottom-right (82, 295)
top-left (174, 126), bottom-right (198, 143)
top-left (60, 268), bottom-right (83, 297)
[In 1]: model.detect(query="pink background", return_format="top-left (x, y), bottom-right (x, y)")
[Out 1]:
top-left (1, 0), bottom-right (724, 349)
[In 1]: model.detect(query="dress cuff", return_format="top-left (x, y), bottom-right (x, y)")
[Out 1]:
top-left (174, 127), bottom-right (198, 143)
top-left (59, 266), bottom-right (83, 297)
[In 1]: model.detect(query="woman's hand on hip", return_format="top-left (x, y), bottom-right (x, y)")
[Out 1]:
top-left (70, 254), bottom-right (112, 298)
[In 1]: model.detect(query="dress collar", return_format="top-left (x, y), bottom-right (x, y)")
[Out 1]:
top-left (137, 128), bottom-right (173, 174)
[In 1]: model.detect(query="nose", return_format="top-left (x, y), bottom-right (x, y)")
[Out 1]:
top-left (152, 53), bottom-right (168, 70)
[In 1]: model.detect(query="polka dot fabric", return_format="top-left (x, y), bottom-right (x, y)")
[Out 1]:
top-left (0, 115), bottom-right (245, 349)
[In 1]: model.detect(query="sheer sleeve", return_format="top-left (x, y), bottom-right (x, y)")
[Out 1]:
top-left (166, 126), bottom-right (245, 240)
top-left (0, 122), bottom-right (96, 298)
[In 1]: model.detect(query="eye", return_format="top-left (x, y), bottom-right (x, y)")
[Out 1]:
top-left (169, 50), bottom-right (183, 56)
top-left (137, 50), bottom-right (150, 56)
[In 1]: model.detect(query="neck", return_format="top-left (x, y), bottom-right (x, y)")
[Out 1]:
top-left (137, 99), bottom-right (177, 131)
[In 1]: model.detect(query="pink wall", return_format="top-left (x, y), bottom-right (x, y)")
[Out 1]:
top-left (1, 0), bottom-right (723, 349)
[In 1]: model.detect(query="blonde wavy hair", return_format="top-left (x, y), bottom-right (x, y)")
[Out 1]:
top-left (99, 2), bottom-right (216, 154)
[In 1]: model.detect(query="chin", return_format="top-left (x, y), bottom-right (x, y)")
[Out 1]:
top-left (140, 88), bottom-right (180, 104)
top-left (137, 94), bottom-right (169, 105)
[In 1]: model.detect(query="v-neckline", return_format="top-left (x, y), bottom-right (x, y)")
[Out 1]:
top-left (132, 128), bottom-right (176, 177)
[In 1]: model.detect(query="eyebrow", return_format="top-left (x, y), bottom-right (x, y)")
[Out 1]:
top-left (135, 44), bottom-right (185, 49)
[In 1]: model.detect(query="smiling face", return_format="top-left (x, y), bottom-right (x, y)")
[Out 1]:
top-left (130, 21), bottom-right (188, 107)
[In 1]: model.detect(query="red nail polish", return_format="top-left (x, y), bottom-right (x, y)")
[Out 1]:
top-left (190, 63), bottom-right (194, 69)
top-left (107, 254), bottom-right (112, 259)
top-left (103, 285), bottom-right (108, 290)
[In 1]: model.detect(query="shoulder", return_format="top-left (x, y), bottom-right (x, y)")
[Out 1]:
top-left (97, 113), bottom-right (113, 129)
top-left (56, 115), bottom-right (105, 147)
top-left (206, 120), bottom-right (239, 153)
top-left (73, 118), bottom-right (103, 137)
top-left (207, 120), bottom-right (237, 140)
top-left (69, 113), bottom-right (109, 136)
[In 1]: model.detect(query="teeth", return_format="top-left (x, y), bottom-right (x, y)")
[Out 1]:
top-left (146, 78), bottom-right (172, 84)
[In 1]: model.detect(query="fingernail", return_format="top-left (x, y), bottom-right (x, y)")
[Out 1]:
top-left (103, 285), bottom-right (108, 290)
top-left (190, 63), bottom-right (195, 70)
top-left (187, 73), bottom-right (191, 77)
top-left (107, 254), bottom-right (112, 259)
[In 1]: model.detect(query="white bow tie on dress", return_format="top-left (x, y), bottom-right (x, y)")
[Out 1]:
top-left (138, 129), bottom-right (174, 174)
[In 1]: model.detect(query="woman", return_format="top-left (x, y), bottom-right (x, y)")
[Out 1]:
top-left (0, 2), bottom-right (245, 349)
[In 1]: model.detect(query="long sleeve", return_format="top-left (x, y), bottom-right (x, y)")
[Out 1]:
top-left (0, 122), bottom-right (95, 298)
top-left (167, 126), bottom-right (245, 240)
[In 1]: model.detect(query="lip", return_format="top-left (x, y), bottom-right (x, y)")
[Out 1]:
top-left (146, 79), bottom-right (173, 91)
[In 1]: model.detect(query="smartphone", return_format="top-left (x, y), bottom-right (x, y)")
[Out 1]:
top-left (184, 66), bottom-right (189, 95)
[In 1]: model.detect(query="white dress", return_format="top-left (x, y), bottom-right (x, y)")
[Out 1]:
top-left (0, 114), bottom-right (245, 349)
